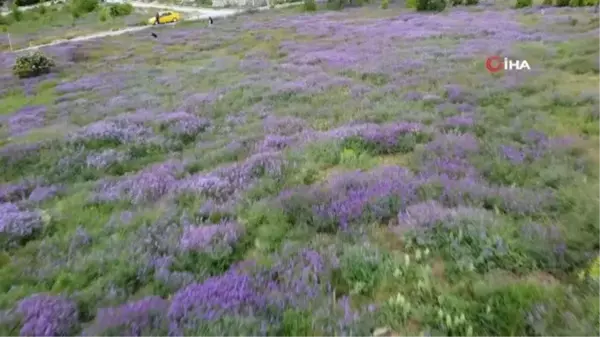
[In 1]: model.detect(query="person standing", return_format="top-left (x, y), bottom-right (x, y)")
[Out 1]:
top-left (155, 12), bottom-right (160, 25)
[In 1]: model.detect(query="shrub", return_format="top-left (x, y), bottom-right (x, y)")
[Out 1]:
top-left (381, 0), bottom-right (389, 8)
top-left (10, 4), bottom-right (23, 22)
top-left (109, 3), bottom-right (134, 17)
top-left (465, 0), bottom-right (478, 4)
top-left (71, 0), bottom-right (99, 16)
top-left (451, 0), bottom-right (462, 5)
top-left (98, 6), bottom-right (109, 21)
top-left (327, 0), bottom-right (345, 9)
top-left (555, 0), bottom-right (570, 5)
top-left (14, 0), bottom-right (42, 6)
top-left (515, 0), bottom-right (532, 8)
top-left (12, 52), bottom-right (55, 79)
top-left (569, 0), bottom-right (584, 5)
top-left (542, 0), bottom-right (552, 4)
top-left (406, 0), bottom-right (417, 7)
top-left (304, 0), bottom-right (317, 11)
top-left (416, 0), bottom-right (446, 11)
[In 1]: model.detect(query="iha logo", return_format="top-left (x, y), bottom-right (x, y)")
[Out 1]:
top-left (485, 56), bottom-right (531, 73)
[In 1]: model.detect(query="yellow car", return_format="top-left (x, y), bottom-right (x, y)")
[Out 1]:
top-left (148, 11), bottom-right (181, 25)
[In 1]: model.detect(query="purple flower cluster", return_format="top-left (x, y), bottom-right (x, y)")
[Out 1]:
top-left (180, 221), bottom-right (243, 255)
top-left (5, 105), bottom-right (46, 136)
top-left (428, 175), bottom-right (556, 215)
top-left (85, 149), bottom-right (130, 170)
top-left (168, 249), bottom-right (331, 333)
top-left (0, 142), bottom-right (42, 167)
top-left (396, 200), bottom-right (492, 229)
top-left (55, 73), bottom-right (130, 95)
top-left (177, 174), bottom-right (236, 203)
top-left (84, 296), bottom-right (169, 336)
top-left (0, 203), bottom-right (43, 246)
top-left (168, 269), bottom-right (268, 333)
top-left (177, 151), bottom-right (286, 204)
top-left (443, 114), bottom-right (476, 129)
top-left (156, 112), bottom-right (211, 138)
top-left (255, 134), bottom-right (296, 153)
top-left (180, 92), bottom-right (221, 112)
top-left (68, 118), bottom-right (156, 145)
top-left (93, 160), bottom-right (184, 204)
top-left (0, 178), bottom-right (41, 202)
top-left (358, 122), bottom-right (425, 153)
top-left (323, 166), bottom-right (421, 228)
top-left (16, 294), bottom-right (79, 337)
top-left (28, 185), bottom-right (61, 203)
top-left (499, 130), bottom-right (576, 164)
top-left (279, 166), bottom-right (420, 230)
top-left (420, 133), bottom-right (481, 180)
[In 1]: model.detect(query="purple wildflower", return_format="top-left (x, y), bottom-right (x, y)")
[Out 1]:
top-left (0, 203), bottom-right (43, 246)
top-left (177, 175), bottom-right (235, 203)
top-left (168, 269), bottom-right (268, 333)
top-left (93, 160), bottom-right (183, 204)
top-left (255, 134), bottom-right (295, 152)
top-left (6, 105), bottom-right (46, 136)
top-left (68, 118), bottom-right (155, 145)
top-left (263, 116), bottom-right (310, 136)
top-left (403, 91), bottom-right (424, 101)
top-left (85, 149), bottom-right (130, 170)
top-left (444, 114), bottom-right (475, 129)
top-left (500, 145), bottom-right (526, 164)
top-left (156, 112), bottom-right (210, 138)
top-left (28, 185), bottom-right (61, 203)
top-left (425, 133), bottom-right (479, 157)
top-left (309, 166), bottom-right (420, 229)
top-left (444, 84), bottom-right (470, 103)
top-left (397, 200), bottom-right (453, 228)
top-left (16, 294), bottom-right (79, 337)
top-left (84, 296), bottom-right (169, 336)
top-left (0, 179), bottom-right (40, 202)
top-left (421, 156), bottom-right (480, 180)
top-left (179, 221), bottom-right (243, 254)
top-left (360, 122), bottom-right (425, 153)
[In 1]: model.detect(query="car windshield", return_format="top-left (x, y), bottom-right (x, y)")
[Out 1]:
top-left (160, 12), bottom-right (171, 17)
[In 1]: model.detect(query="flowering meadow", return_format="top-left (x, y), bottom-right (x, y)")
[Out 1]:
top-left (0, 2), bottom-right (599, 336)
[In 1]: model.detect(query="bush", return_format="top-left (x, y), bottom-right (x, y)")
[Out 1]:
top-left (303, 0), bottom-right (317, 11)
top-left (98, 6), bottom-right (109, 21)
top-left (108, 3), bottom-right (134, 17)
top-left (569, 0), bottom-right (585, 5)
top-left (555, 0), bottom-right (570, 5)
top-left (12, 52), bottom-right (55, 79)
top-left (416, 0), bottom-right (446, 11)
top-left (451, 0), bottom-right (463, 5)
top-left (465, 0), bottom-right (478, 4)
top-left (10, 4), bottom-right (23, 22)
top-left (14, 0), bottom-right (42, 6)
top-left (381, 0), bottom-right (389, 7)
top-left (71, 0), bottom-right (99, 15)
top-left (515, 0), bottom-right (532, 8)
top-left (542, 0), bottom-right (553, 4)
top-left (327, 0), bottom-right (345, 9)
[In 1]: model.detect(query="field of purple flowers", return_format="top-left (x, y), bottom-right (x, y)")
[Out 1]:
top-left (0, 2), bottom-right (599, 336)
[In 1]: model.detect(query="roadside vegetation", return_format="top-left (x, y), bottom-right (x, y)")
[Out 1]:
top-left (0, 0), bottom-right (149, 51)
